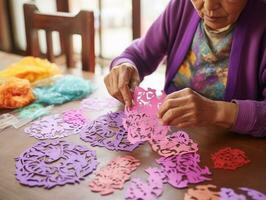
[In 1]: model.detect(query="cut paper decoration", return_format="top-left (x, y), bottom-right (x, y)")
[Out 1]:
top-left (80, 111), bottom-right (141, 151)
top-left (34, 75), bottom-right (94, 105)
top-left (149, 131), bottom-right (198, 157)
top-left (0, 56), bottom-right (61, 83)
top-left (145, 167), bottom-right (168, 185)
top-left (0, 77), bottom-right (35, 109)
top-left (211, 147), bottom-right (250, 170)
top-left (125, 167), bottom-right (167, 200)
top-left (24, 109), bottom-right (87, 139)
top-left (220, 188), bottom-right (247, 200)
top-left (240, 187), bottom-right (266, 200)
top-left (124, 87), bottom-right (199, 158)
top-left (125, 178), bottom-right (163, 200)
top-left (62, 109), bottom-right (87, 129)
top-left (156, 153), bottom-right (212, 188)
top-left (184, 185), bottom-right (266, 200)
top-left (123, 87), bottom-right (169, 145)
top-left (184, 184), bottom-right (220, 200)
top-left (81, 96), bottom-right (119, 110)
top-left (131, 87), bottom-right (166, 116)
top-left (89, 155), bottom-right (140, 195)
top-left (15, 140), bottom-right (98, 189)
top-left (123, 110), bottom-right (168, 144)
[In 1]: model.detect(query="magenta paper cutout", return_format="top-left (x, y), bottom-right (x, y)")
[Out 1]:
top-left (123, 87), bottom-right (169, 145)
top-left (123, 110), bottom-right (168, 144)
top-left (81, 96), bottom-right (119, 110)
top-left (80, 111), bottom-right (141, 151)
top-left (89, 155), bottom-right (140, 195)
top-left (184, 184), bottom-right (220, 200)
top-left (132, 87), bottom-right (166, 115)
top-left (125, 177), bottom-right (163, 200)
top-left (24, 109), bottom-right (88, 139)
top-left (15, 140), bottom-right (98, 189)
top-left (220, 188), bottom-right (247, 200)
top-left (240, 187), bottom-right (266, 200)
top-left (211, 147), bottom-right (250, 170)
top-left (62, 109), bottom-right (87, 127)
top-left (156, 153), bottom-right (212, 188)
top-left (145, 167), bottom-right (168, 185)
top-left (149, 131), bottom-right (198, 157)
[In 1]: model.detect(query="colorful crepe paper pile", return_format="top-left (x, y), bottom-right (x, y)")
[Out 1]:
top-left (34, 75), bottom-right (94, 105)
top-left (0, 57), bottom-right (94, 110)
top-left (0, 77), bottom-right (35, 109)
top-left (0, 56), bottom-right (61, 83)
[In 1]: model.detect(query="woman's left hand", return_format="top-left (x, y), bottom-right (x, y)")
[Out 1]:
top-left (157, 88), bottom-right (237, 128)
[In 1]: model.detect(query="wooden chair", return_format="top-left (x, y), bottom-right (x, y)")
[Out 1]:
top-left (23, 3), bottom-right (95, 72)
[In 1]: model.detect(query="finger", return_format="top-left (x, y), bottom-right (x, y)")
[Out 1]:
top-left (129, 68), bottom-right (140, 90)
top-left (104, 75), bottom-right (117, 99)
top-left (118, 68), bottom-right (133, 107)
top-left (129, 79), bottom-right (140, 90)
top-left (165, 88), bottom-right (195, 101)
top-left (110, 72), bottom-right (124, 103)
top-left (158, 96), bottom-right (189, 118)
top-left (176, 121), bottom-right (195, 129)
top-left (167, 113), bottom-right (195, 126)
top-left (120, 84), bottom-right (132, 107)
top-left (159, 106), bottom-right (189, 125)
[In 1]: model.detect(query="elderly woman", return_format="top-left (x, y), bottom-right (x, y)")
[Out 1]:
top-left (104, 0), bottom-right (266, 137)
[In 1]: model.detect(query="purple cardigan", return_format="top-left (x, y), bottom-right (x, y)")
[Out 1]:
top-left (110, 0), bottom-right (266, 137)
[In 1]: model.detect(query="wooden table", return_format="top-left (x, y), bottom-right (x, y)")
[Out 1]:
top-left (0, 52), bottom-right (266, 200)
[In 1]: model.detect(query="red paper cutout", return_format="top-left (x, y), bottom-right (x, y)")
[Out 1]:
top-left (211, 147), bottom-right (250, 170)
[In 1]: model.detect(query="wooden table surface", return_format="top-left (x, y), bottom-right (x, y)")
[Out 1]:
top-left (0, 51), bottom-right (266, 200)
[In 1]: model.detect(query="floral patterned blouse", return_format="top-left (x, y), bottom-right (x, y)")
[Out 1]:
top-left (171, 20), bottom-right (234, 100)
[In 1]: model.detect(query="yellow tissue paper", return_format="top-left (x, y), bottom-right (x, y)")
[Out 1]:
top-left (0, 57), bottom-right (61, 83)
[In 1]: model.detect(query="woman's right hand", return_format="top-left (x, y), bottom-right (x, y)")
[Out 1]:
top-left (104, 63), bottom-right (140, 107)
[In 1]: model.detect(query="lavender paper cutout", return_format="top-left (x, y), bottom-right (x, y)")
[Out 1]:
top-left (240, 187), bottom-right (266, 200)
top-left (15, 140), bottom-right (98, 189)
top-left (156, 153), bottom-right (212, 188)
top-left (24, 109), bottom-right (87, 139)
top-left (80, 111), bottom-right (141, 151)
top-left (220, 188), bottom-right (247, 200)
top-left (125, 178), bottom-right (163, 200)
top-left (125, 167), bottom-right (167, 200)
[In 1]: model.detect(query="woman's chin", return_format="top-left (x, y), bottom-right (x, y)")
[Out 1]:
top-left (204, 21), bottom-right (230, 31)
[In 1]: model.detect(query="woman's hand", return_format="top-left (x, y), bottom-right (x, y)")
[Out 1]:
top-left (158, 88), bottom-right (238, 128)
top-left (104, 63), bottom-right (140, 107)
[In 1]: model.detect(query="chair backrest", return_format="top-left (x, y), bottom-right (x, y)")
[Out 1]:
top-left (23, 3), bottom-right (95, 72)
